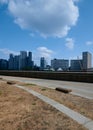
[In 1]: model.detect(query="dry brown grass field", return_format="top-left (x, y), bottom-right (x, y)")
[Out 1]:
top-left (0, 79), bottom-right (88, 130)
top-left (22, 82), bottom-right (93, 120)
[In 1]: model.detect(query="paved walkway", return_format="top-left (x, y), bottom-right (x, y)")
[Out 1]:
top-left (15, 84), bottom-right (93, 130)
top-left (2, 76), bottom-right (93, 99)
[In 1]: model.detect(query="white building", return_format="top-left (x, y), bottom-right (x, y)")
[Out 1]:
top-left (40, 57), bottom-right (47, 70)
top-left (51, 59), bottom-right (69, 71)
top-left (82, 52), bottom-right (92, 70)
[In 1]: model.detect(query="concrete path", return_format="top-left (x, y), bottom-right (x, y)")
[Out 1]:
top-left (1, 76), bottom-right (93, 99)
top-left (15, 84), bottom-right (93, 130)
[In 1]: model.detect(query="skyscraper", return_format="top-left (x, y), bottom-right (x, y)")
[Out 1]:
top-left (82, 52), bottom-right (92, 70)
top-left (14, 55), bottom-right (20, 70)
top-left (19, 51), bottom-right (27, 70)
top-left (8, 54), bottom-right (14, 70)
top-left (40, 57), bottom-right (47, 70)
top-left (28, 52), bottom-right (32, 62)
top-left (26, 51), bottom-right (34, 69)
top-left (0, 59), bottom-right (8, 70)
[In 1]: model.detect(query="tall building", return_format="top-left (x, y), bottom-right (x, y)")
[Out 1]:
top-left (14, 55), bottom-right (20, 70)
top-left (51, 59), bottom-right (69, 71)
top-left (0, 59), bottom-right (8, 70)
top-left (28, 52), bottom-right (32, 62)
top-left (82, 52), bottom-right (92, 70)
top-left (7, 51), bottom-right (34, 70)
top-left (19, 51), bottom-right (27, 70)
top-left (40, 57), bottom-right (47, 70)
top-left (27, 51), bottom-right (34, 68)
top-left (8, 54), bottom-right (14, 70)
top-left (70, 51), bottom-right (92, 71)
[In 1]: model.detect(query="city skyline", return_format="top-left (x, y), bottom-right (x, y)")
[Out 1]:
top-left (0, 0), bottom-right (93, 65)
top-left (0, 50), bottom-right (92, 71)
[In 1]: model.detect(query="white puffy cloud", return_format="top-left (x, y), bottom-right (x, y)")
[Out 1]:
top-left (0, 0), bottom-right (8, 4)
top-left (1, 0), bottom-right (79, 38)
top-left (37, 47), bottom-right (53, 58)
top-left (33, 47), bottom-right (53, 65)
top-left (0, 48), bottom-right (19, 55)
top-left (65, 38), bottom-right (74, 50)
top-left (86, 41), bottom-right (93, 46)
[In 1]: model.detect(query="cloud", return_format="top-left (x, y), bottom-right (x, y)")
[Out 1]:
top-left (37, 47), bottom-right (53, 58)
top-left (0, 48), bottom-right (19, 56)
top-left (32, 47), bottom-right (53, 65)
top-left (1, 0), bottom-right (79, 38)
top-left (73, 0), bottom-right (79, 2)
top-left (0, 0), bottom-right (8, 4)
top-left (65, 38), bottom-right (74, 50)
top-left (86, 41), bottom-right (93, 46)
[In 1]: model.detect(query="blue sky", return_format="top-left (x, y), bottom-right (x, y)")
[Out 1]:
top-left (0, 0), bottom-right (93, 65)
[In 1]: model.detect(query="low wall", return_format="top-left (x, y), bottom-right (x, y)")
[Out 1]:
top-left (0, 71), bottom-right (93, 83)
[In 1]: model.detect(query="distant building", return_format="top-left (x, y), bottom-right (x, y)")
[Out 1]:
top-left (28, 52), bottom-right (32, 62)
top-left (46, 65), bottom-right (51, 70)
top-left (70, 59), bottom-right (83, 71)
top-left (70, 51), bottom-right (92, 71)
top-left (8, 54), bottom-right (14, 70)
top-left (8, 54), bottom-right (20, 70)
top-left (0, 50), bottom-right (92, 71)
top-left (27, 51), bottom-right (34, 69)
top-left (14, 55), bottom-right (20, 70)
top-left (8, 51), bottom-right (34, 70)
top-left (82, 52), bottom-right (92, 70)
top-left (51, 59), bottom-right (69, 71)
top-left (40, 57), bottom-right (47, 70)
top-left (19, 51), bottom-right (27, 70)
top-left (0, 59), bottom-right (8, 70)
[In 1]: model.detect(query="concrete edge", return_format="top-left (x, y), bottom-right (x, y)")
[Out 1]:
top-left (15, 85), bottom-right (93, 130)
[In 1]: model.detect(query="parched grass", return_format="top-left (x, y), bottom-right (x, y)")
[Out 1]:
top-left (24, 83), bottom-right (47, 91)
top-left (32, 102), bottom-right (36, 105)
top-left (0, 90), bottom-right (2, 95)
top-left (25, 83), bottom-right (37, 86)
top-left (41, 88), bottom-right (47, 91)
top-left (22, 83), bottom-right (93, 120)
top-left (0, 82), bottom-right (87, 130)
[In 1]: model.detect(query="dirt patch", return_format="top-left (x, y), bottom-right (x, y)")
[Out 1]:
top-left (21, 82), bottom-right (93, 120)
top-left (0, 82), bottom-right (87, 130)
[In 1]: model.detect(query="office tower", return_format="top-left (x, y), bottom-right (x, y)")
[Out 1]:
top-left (0, 59), bottom-right (8, 70)
top-left (27, 51), bottom-right (34, 68)
top-left (19, 51), bottom-right (27, 70)
top-left (70, 59), bottom-right (83, 71)
top-left (28, 52), bottom-right (32, 62)
top-left (40, 57), bottom-right (47, 70)
top-left (8, 51), bottom-right (34, 70)
top-left (8, 54), bottom-right (14, 70)
top-left (51, 59), bottom-right (69, 71)
top-left (82, 52), bottom-right (92, 70)
top-left (14, 55), bottom-right (20, 70)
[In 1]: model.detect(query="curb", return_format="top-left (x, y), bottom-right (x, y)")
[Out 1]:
top-left (15, 85), bottom-right (93, 130)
